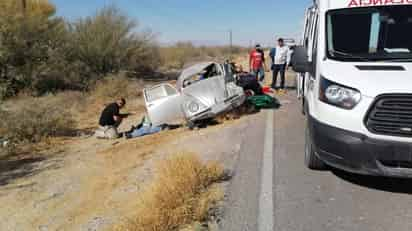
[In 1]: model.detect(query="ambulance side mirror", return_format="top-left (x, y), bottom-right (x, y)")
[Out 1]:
top-left (291, 46), bottom-right (312, 73)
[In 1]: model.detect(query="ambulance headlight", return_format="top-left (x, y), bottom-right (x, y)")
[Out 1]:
top-left (319, 77), bottom-right (361, 110)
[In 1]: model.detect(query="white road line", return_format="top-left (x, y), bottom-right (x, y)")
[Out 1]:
top-left (258, 110), bottom-right (275, 231)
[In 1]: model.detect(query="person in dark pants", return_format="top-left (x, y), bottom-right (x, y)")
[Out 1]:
top-left (95, 98), bottom-right (128, 139)
top-left (269, 38), bottom-right (290, 93)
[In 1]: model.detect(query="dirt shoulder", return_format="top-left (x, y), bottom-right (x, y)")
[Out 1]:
top-left (0, 100), bottom-right (255, 230)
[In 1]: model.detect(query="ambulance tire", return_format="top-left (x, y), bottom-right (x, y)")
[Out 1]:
top-left (305, 121), bottom-right (326, 170)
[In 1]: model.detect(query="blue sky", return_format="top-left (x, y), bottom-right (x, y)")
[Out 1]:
top-left (51, 0), bottom-right (311, 46)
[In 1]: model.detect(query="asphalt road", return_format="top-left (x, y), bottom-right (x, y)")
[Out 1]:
top-left (222, 92), bottom-right (412, 231)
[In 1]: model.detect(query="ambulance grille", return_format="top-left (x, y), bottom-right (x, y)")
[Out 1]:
top-left (365, 94), bottom-right (412, 138)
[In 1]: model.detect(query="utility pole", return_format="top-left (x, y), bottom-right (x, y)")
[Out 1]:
top-left (229, 29), bottom-right (233, 60)
top-left (22, 0), bottom-right (27, 14)
top-left (21, 0), bottom-right (27, 31)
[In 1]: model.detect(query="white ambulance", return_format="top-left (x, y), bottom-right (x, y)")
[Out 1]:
top-left (292, 0), bottom-right (412, 177)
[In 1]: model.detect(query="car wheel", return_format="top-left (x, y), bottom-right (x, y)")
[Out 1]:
top-left (305, 121), bottom-right (326, 170)
top-left (187, 120), bottom-right (197, 130)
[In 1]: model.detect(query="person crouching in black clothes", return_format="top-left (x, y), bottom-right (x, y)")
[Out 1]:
top-left (95, 98), bottom-right (129, 139)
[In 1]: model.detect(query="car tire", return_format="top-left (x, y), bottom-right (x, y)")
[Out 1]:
top-left (305, 121), bottom-right (326, 170)
top-left (187, 120), bottom-right (196, 130)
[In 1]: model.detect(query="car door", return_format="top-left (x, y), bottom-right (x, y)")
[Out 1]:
top-left (143, 83), bottom-right (184, 126)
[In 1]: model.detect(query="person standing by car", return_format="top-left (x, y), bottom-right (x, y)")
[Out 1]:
top-left (95, 98), bottom-right (128, 139)
top-left (249, 44), bottom-right (266, 82)
top-left (270, 38), bottom-right (290, 93)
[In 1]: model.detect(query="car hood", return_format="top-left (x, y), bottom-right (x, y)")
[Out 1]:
top-left (182, 77), bottom-right (227, 107)
top-left (321, 61), bottom-right (412, 97)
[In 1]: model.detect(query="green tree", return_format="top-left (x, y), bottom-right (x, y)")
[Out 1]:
top-left (0, 3), bottom-right (161, 97)
top-left (69, 6), bottom-right (160, 83)
top-left (0, 0), bottom-right (67, 98)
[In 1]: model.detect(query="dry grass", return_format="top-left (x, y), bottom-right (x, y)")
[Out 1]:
top-left (90, 73), bottom-right (142, 101)
top-left (119, 153), bottom-right (225, 231)
top-left (75, 74), bottom-right (145, 130)
top-left (0, 95), bottom-right (77, 156)
top-left (0, 74), bottom-right (146, 156)
top-left (0, 96), bottom-right (76, 143)
top-left (159, 43), bottom-right (248, 70)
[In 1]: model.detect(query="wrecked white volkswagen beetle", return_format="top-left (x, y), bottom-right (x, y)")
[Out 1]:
top-left (143, 62), bottom-right (246, 126)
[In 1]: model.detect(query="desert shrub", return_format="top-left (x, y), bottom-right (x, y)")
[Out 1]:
top-left (68, 6), bottom-right (161, 82)
top-left (159, 42), bottom-right (200, 69)
top-left (123, 153), bottom-right (225, 231)
top-left (1, 98), bottom-right (75, 145)
top-left (90, 74), bottom-right (141, 102)
top-left (0, 109), bottom-right (7, 135)
top-left (74, 74), bottom-right (142, 129)
top-left (0, 0), bottom-right (69, 99)
top-left (0, 2), bottom-right (160, 98)
top-left (159, 42), bottom-right (248, 70)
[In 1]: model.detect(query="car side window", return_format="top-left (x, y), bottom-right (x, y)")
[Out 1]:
top-left (205, 64), bottom-right (223, 78)
top-left (164, 84), bottom-right (178, 96)
top-left (145, 84), bottom-right (177, 103)
top-left (223, 63), bottom-right (235, 83)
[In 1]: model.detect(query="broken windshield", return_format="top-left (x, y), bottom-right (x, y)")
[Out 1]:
top-left (182, 64), bottom-right (222, 88)
top-left (326, 5), bottom-right (412, 62)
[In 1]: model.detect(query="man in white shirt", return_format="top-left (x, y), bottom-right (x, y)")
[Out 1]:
top-left (269, 38), bottom-right (291, 93)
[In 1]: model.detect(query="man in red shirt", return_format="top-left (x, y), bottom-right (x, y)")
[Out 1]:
top-left (249, 44), bottom-right (266, 82)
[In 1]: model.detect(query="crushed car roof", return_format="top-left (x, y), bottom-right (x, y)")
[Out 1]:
top-left (176, 61), bottom-right (215, 89)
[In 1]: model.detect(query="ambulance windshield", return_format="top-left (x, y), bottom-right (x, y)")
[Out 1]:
top-left (327, 5), bottom-right (412, 62)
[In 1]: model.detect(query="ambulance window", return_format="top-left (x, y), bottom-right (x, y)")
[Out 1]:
top-left (312, 16), bottom-right (318, 51)
top-left (384, 14), bottom-right (412, 51)
top-left (304, 12), bottom-right (312, 48)
top-left (331, 13), bottom-right (372, 54)
top-left (311, 15), bottom-right (319, 77)
top-left (327, 5), bottom-right (412, 62)
top-left (304, 15), bottom-right (311, 48)
top-left (308, 14), bottom-right (318, 64)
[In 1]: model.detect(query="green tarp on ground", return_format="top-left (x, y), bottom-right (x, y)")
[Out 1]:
top-left (247, 95), bottom-right (280, 109)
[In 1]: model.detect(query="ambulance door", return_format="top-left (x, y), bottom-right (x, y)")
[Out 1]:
top-left (297, 8), bottom-right (315, 99)
top-left (304, 9), bottom-right (319, 115)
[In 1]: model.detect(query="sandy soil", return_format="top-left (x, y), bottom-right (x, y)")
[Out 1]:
top-left (0, 94), bottom-right (253, 230)
top-left (0, 54), bottom-right (283, 230)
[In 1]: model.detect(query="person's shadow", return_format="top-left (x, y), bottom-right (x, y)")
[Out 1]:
top-left (331, 168), bottom-right (412, 194)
